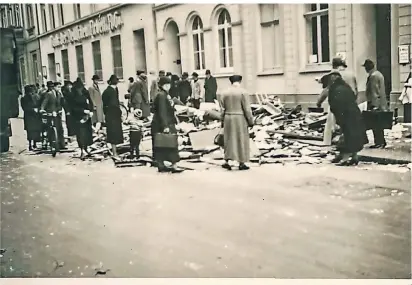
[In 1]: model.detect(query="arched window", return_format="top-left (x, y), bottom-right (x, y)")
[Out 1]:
top-left (217, 9), bottom-right (233, 68)
top-left (192, 16), bottom-right (205, 70)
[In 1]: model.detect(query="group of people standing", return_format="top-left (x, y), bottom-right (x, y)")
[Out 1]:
top-left (316, 57), bottom-right (393, 166)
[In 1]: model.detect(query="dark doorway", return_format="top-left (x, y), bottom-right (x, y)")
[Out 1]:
top-left (164, 20), bottom-right (182, 75)
top-left (375, 4), bottom-right (392, 98)
top-left (133, 29), bottom-right (147, 72)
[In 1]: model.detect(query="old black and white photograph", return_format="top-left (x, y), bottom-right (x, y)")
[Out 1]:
top-left (0, 1), bottom-right (411, 281)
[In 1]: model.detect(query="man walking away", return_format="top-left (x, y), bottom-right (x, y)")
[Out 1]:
top-left (191, 72), bottom-right (203, 109)
top-left (204, 69), bottom-right (217, 103)
top-left (363, 59), bottom-right (388, 148)
top-left (150, 70), bottom-right (165, 103)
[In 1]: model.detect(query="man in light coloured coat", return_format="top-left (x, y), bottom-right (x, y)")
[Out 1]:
top-left (363, 59), bottom-right (388, 148)
top-left (88, 75), bottom-right (105, 131)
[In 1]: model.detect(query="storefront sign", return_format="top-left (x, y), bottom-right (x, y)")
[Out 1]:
top-left (51, 11), bottom-right (123, 48)
top-left (398, 45), bottom-right (410, 64)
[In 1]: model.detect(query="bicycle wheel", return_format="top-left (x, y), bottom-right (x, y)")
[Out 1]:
top-left (120, 104), bottom-right (129, 122)
top-left (50, 127), bottom-right (60, 157)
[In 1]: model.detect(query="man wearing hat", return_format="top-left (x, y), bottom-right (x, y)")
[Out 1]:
top-left (204, 69), bottom-right (218, 103)
top-left (130, 70), bottom-right (150, 119)
top-left (149, 70), bottom-right (165, 103)
top-left (88, 75), bottom-right (105, 130)
top-left (191, 72), bottom-right (203, 109)
top-left (363, 59), bottom-right (388, 148)
top-left (178, 72), bottom-right (192, 104)
top-left (40, 81), bottom-right (66, 149)
top-left (220, 74), bottom-right (254, 171)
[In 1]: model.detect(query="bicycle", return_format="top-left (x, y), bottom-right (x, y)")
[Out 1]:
top-left (119, 100), bottom-right (129, 122)
top-left (40, 111), bottom-right (60, 157)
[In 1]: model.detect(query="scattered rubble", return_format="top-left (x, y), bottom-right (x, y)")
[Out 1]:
top-left (61, 95), bottom-right (410, 169)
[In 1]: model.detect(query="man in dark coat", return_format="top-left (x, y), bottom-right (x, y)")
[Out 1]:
top-left (130, 70), bottom-right (150, 119)
top-left (21, 85), bottom-right (42, 150)
top-left (102, 74), bottom-right (123, 160)
top-left (363, 59), bottom-right (388, 148)
top-left (327, 70), bottom-right (367, 166)
top-left (40, 81), bottom-right (66, 149)
top-left (61, 80), bottom-right (76, 138)
top-left (178, 72), bottom-right (192, 105)
top-left (204, 69), bottom-right (217, 103)
top-left (150, 70), bottom-right (165, 103)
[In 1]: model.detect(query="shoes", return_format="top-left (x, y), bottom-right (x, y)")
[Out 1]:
top-left (158, 165), bottom-right (169, 173)
top-left (222, 163), bottom-right (232, 170)
top-left (337, 158), bottom-right (359, 166)
top-left (331, 155), bottom-right (343, 163)
top-left (239, 164), bottom-right (250, 171)
top-left (369, 143), bottom-right (386, 149)
top-left (170, 167), bottom-right (184, 173)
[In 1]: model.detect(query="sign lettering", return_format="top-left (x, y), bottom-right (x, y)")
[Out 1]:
top-left (51, 11), bottom-right (123, 48)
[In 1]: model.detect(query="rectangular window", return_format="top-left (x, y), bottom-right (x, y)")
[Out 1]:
top-left (259, 4), bottom-right (281, 71)
top-left (61, 49), bottom-right (70, 81)
top-left (90, 4), bottom-right (97, 13)
top-left (73, 4), bottom-right (81, 20)
top-left (31, 52), bottom-right (39, 83)
top-left (75, 45), bottom-right (85, 82)
top-left (1, 7), bottom-right (7, 28)
top-left (14, 4), bottom-right (21, 27)
top-left (111, 35), bottom-right (123, 79)
top-left (48, 53), bottom-right (56, 81)
top-left (304, 4), bottom-right (330, 64)
top-left (58, 4), bottom-right (64, 26)
top-left (92, 40), bottom-right (103, 80)
top-left (49, 4), bottom-right (56, 29)
top-left (20, 57), bottom-right (26, 86)
top-left (26, 4), bottom-right (34, 27)
top-left (40, 4), bottom-right (47, 32)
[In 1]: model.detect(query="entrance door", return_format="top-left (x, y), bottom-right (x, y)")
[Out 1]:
top-left (375, 4), bottom-right (392, 98)
top-left (134, 29), bottom-right (147, 72)
top-left (48, 53), bottom-right (56, 81)
top-left (164, 21), bottom-right (182, 75)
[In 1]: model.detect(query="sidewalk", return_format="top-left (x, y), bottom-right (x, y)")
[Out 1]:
top-left (359, 141), bottom-right (411, 164)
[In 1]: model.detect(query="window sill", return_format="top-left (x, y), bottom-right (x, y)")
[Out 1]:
top-left (214, 72), bottom-right (234, 78)
top-left (257, 68), bottom-right (284, 77)
top-left (299, 63), bottom-right (332, 74)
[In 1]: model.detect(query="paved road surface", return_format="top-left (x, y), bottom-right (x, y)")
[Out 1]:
top-left (0, 119), bottom-right (411, 278)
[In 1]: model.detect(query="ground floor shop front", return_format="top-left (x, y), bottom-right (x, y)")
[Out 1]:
top-left (33, 4), bottom-right (411, 112)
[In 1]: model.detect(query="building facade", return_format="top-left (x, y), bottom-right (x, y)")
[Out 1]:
top-left (21, 3), bottom-right (411, 109)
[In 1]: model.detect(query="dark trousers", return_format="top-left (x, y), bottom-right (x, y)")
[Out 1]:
top-left (192, 99), bottom-right (201, 109)
top-left (404, 103), bottom-right (411, 123)
top-left (129, 130), bottom-right (142, 156)
top-left (56, 115), bottom-right (65, 148)
top-left (372, 129), bottom-right (386, 145)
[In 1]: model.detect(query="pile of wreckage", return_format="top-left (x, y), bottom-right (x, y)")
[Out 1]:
top-left (68, 94), bottom-right (340, 168)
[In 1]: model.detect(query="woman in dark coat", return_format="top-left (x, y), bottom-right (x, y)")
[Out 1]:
top-left (21, 85), bottom-right (42, 150)
top-left (61, 81), bottom-right (76, 138)
top-left (327, 70), bottom-right (367, 166)
top-left (102, 74), bottom-right (124, 159)
top-left (151, 76), bottom-right (182, 173)
top-left (71, 78), bottom-right (94, 159)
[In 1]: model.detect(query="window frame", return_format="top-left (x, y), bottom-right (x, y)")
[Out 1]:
top-left (73, 4), bottom-right (81, 20)
top-left (216, 9), bottom-right (234, 73)
top-left (75, 45), bottom-right (85, 82)
top-left (31, 51), bottom-right (39, 83)
top-left (40, 4), bottom-right (47, 33)
top-left (303, 3), bottom-right (330, 65)
top-left (61, 49), bottom-right (70, 81)
top-left (256, 3), bottom-right (284, 75)
top-left (111, 35), bottom-right (124, 79)
top-left (191, 15), bottom-right (206, 72)
top-left (26, 4), bottom-right (34, 28)
top-left (48, 4), bottom-right (56, 30)
top-left (58, 4), bottom-right (64, 26)
top-left (92, 40), bottom-right (103, 81)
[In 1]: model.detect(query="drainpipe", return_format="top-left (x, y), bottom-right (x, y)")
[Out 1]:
top-left (152, 4), bottom-right (159, 73)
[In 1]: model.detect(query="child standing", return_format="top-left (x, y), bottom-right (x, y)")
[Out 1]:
top-left (127, 109), bottom-right (144, 158)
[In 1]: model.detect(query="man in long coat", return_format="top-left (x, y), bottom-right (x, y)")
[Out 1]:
top-left (220, 75), bottom-right (254, 171)
top-left (88, 75), bottom-right (105, 130)
top-left (363, 59), bottom-right (388, 148)
top-left (130, 70), bottom-right (150, 119)
top-left (150, 70), bottom-right (165, 103)
top-left (327, 70), bottom-right (367, 165)
top-left (178, 72), bottom-right (192, 104)
top-left (204, 69), bottom-right (217, 103)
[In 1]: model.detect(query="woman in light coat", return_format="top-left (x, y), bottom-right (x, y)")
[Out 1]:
top-left (220, 75), bottom-right (254, 171)
top-left (88, 75), bottom-right (105, 130)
